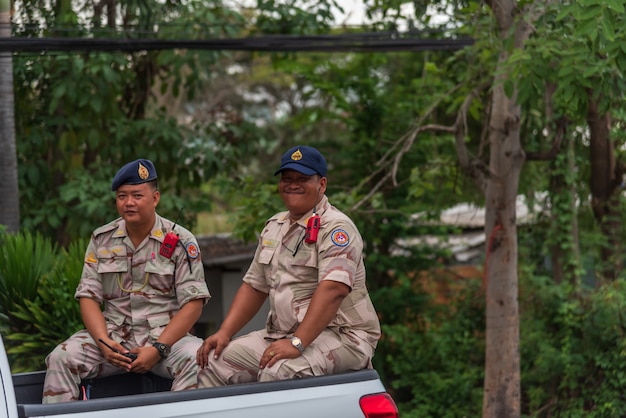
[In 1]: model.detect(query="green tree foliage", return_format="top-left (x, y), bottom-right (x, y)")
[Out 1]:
top-left (254, 0), bottom-right (341, 34)
top-left (508, 0), bottom-right (626, 283)
top-left (12, 0), bottom-right (255, 245)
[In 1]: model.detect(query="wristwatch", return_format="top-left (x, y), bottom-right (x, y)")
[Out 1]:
top-left (152, 341), bottom-right (171, 358)
top-left (290, 336), bottom-right (305, 354)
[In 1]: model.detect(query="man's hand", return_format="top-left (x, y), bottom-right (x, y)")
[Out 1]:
top-left (259, 339), bottom-right (302, 369)
top-left (129, 346), bottom-right (161, 373)
top-left (196, 331), bottom-right (231, 368)
top-left (98, 339), bottom-right (133, 372)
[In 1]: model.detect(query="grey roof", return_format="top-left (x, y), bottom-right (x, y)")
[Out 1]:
top-left (197, 234), bottom-right (257, 267)
top-left (413, 194), bottom-right (544, 228)
top-left (402, 195), bottom-right (545, 263)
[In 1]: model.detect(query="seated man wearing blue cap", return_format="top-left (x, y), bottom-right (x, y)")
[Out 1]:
top-left (196, 145), bottom-right (381, 386)
top-left (42, 159), bottom-right (211, 403)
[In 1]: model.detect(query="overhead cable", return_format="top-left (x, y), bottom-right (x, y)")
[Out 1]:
top-left (0, 32), bottom-right (474, 53)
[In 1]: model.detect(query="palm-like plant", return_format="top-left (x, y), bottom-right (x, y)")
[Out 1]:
top-left (0, 231), bottom-right (85, 372)
top-left (0, 230), bottom-right (57, 325)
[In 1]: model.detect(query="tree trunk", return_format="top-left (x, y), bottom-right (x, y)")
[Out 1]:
top-left (0, 0), bottom-right (20, 233)
top-left (482, 60), bottom-right (523, 418)
top-left (481, 1), bottom-right (525, 416)
top-left (587, 93), bottom-right (622, 282)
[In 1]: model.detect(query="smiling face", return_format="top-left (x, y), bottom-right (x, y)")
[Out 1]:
top-left (278, 169), bottom-right (327, 220)
top-left (115, 182), bottom-right (160, 229)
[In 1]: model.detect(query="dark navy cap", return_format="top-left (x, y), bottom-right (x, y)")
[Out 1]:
top-left (274, 145), bottom-right (327, 177)
top-left (111, 159), bottom-right (158, 191)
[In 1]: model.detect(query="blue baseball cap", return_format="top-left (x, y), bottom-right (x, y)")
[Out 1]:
top-left (111, 159), bottom-right (158, 191)
top-left (274, 145), bottom-right (327, 177)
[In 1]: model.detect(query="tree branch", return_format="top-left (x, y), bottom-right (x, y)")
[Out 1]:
top-left (525, 117), bottom-right (568, 161)
top-left (351, 83), bottom-right (490, 210)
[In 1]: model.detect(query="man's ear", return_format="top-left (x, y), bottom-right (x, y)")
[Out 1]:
top-left (318, 177), bottom-right (327, 194)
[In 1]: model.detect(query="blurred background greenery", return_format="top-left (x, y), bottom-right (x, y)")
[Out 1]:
top-left (3, 0), bottom-right (626, 416)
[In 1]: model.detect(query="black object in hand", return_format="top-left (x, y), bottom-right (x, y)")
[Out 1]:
top-left (98, 338), bottom-right (137, 361)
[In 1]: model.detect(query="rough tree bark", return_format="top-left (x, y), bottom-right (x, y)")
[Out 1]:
top-left (0, 0), bottom-right (20, 233)
top-left (587, 92), bottom-right (623, 283)
top-left (481, 54), bottom-right (523, 418)
top-left (480, 0), bottom-right (538, 416)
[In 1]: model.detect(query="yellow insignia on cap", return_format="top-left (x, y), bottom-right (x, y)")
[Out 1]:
top-left (291, 149), bottom-right (303, 161)
top-left (153, 229), bottom-right (163, 238)
top-left (138, 162), bottom-right (149, 180)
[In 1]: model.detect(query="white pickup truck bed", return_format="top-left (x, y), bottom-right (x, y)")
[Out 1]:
top-left (13, 369), bottom-right (389, 418)
top-left (1, 337), bottom-right (398, 418)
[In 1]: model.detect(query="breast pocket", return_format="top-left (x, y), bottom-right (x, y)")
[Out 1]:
top-left (291, 248), bottom-right (318, 281)
top-left (144, 260), bottom-right (176, 295)
top-left (97, 255), bottom-right (128, 297)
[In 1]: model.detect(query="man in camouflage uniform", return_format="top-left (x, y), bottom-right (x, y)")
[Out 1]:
top-left (196, 145), bottom-right (380, 386)
top-left (43, 159), bottom-right (211, 403)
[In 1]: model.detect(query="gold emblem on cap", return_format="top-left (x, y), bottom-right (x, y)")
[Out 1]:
top-left (138, 162), bottom-right (149, 180)
top-left (291, 149), bottom-right (303, 161)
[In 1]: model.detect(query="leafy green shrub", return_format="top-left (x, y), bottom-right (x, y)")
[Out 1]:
top-left (0, 230), bottom-right (58, 335)
top-left (377, 272), bottom-right (485, 418)
top-left (0, 230), bottom-right (85, 372)
top-left (520, 275), bottom-right (626, 417)
top-left (377, 261), bottom-right (626, 417)
top-left (7, 239), bottom-right (86, 372)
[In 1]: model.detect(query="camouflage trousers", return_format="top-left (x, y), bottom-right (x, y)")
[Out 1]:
top-left (43, 329), bottom-right (203, 403)
top-left (197, 329), bottom-right (373, 388)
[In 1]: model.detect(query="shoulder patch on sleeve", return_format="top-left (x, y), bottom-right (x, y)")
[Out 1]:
top-left (185, 241), bottom-right (200, 259)
top-left (330, 229), bottom-right (350, 247)
top-left (85, 252), bottom-right (97, 263)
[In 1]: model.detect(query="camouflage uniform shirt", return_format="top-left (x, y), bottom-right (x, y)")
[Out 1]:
top-left (75, 214), bottom-right (210, 343)
top-left (243, 195), bottom-right (380, 350)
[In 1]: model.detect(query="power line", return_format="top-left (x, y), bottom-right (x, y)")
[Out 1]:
top-left (0, 32), bottom-right (474, 53)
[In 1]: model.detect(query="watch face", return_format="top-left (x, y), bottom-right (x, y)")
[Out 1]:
top-left (291, 337), bottom-right (304, 353)
top-left (154, 342), bottom-right (171, 357)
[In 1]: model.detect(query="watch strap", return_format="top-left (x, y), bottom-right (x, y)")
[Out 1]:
top-left (290, 336), bottom-right (305, 354)
top-left (152, 341), bottom-right (171, 358)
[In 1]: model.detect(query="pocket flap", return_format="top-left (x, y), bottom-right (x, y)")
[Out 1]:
top-left (259, 247), bottom-right (276, 265)
top-left (96, 246), bottom-right (127, 258)
top-left (96, 258), bottom-right (128, 274)
top-left (144, 260), bottom-right (175, 275)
